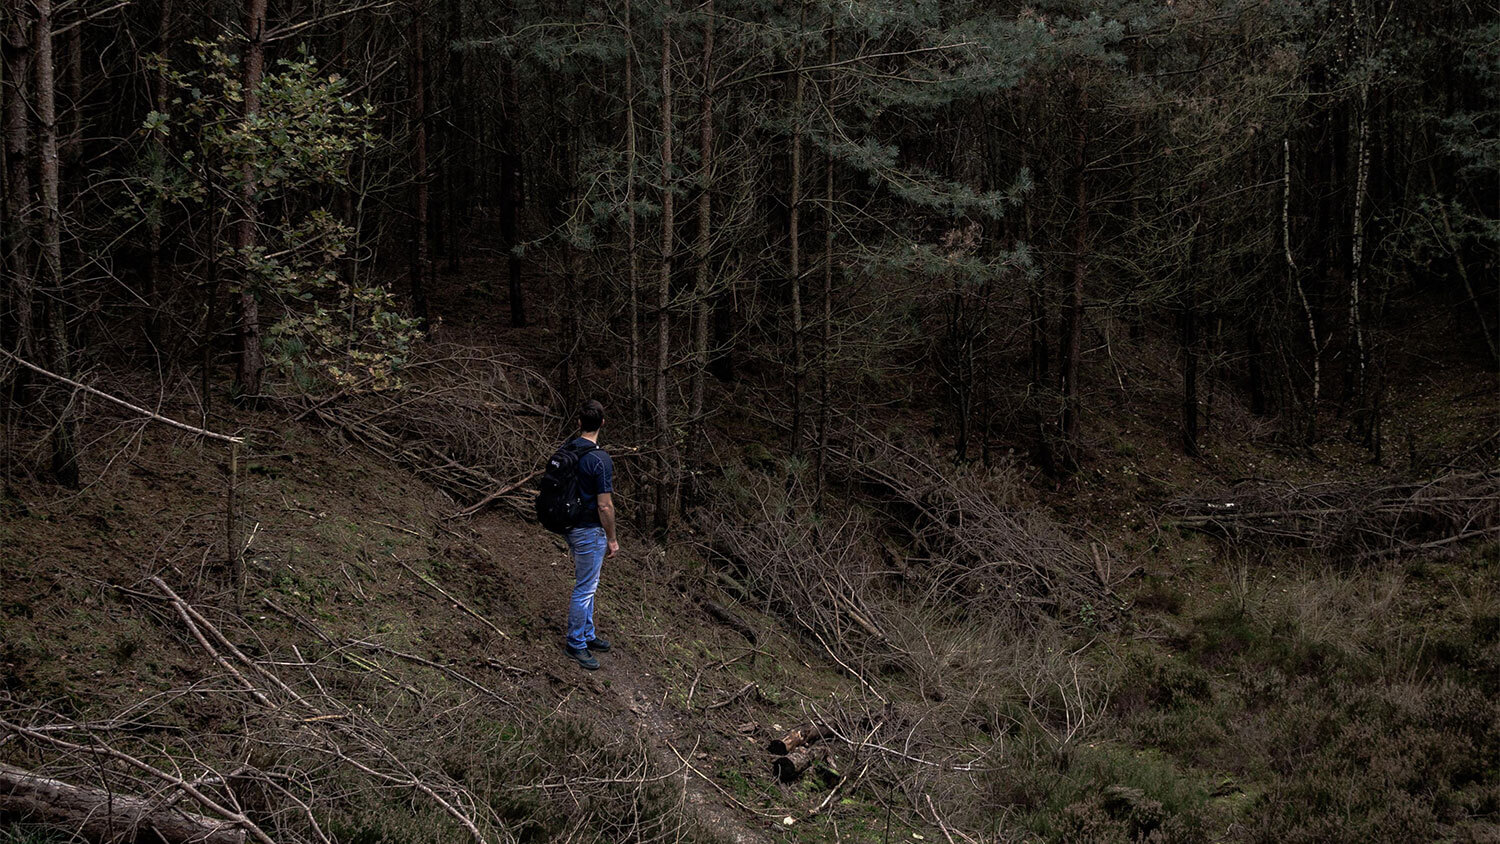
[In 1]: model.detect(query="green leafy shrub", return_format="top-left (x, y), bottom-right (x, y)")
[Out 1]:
top-left (138, 37), bottom-right (420, 393)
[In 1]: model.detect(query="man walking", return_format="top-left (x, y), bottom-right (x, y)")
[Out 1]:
top-left (562, 400), bottom-right (618, 670)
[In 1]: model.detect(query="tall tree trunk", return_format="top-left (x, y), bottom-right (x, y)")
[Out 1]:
top-left (948, 295), bottom-right (973, 463)
top-left (441, 0), bottom-right (463, 273)
top-left (1348, 83), bottom-right (1371, 430)
top-left (710, 280), bottom-right (735, 383)
top-left (1028, 278), bottom-right (1049, 387)
top-left (3, 0), bottom-right (35, 381)
top-left (1346, 1), bottom-right (1370, 414)
top-left (1023, 155), bottom-right (1048, 392)
top-left (1247, 323), bottom-right (1267, 416)
top-left (652, 4), bottom-right (676, 535)
top-left (559, 112), bottom-right (585, 409)
top-left (1285, 137), bottom-right (1318, 441)
top-left (500, 55), bottom-right (524, 327)
top-left (145, 0), bottom-right (173, 353)
top-left (687, 0), bottom-right (713, 463)
top-left (1433, 188), bottom-right (1499, 368)
top-left (335, 17), bottom-right (359, 338)
top-left (234, 0), bottom-right (267, 401)
top-left (787, 42), bottom-right (805, 457)
top-left (624, 0), bottom-right (641, 414)
top-left (1057, 88), bottom-right (1088, 471)
top-left (408, 0), bottom-right (430, 326)
top-left (1180, 267), bottom-right (1200, 458)
top-left (1020, 147), bottom-right (1054, 472)
top-left (563, 233), bottom-right (584, 410)
top-left (63, 10), bottom-right (80, 163)
top-left (1180, 212), bottom-right (1204, 457)
top-left (815, 30), bottom-right (835, 500)
top-left (200, 244), bottom-right (220, 423)
top-left (35, 0), bottom-right (77, 486)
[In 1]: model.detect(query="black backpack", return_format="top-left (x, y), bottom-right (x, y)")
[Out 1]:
top-left (535, 441), bottom-right (598, 533)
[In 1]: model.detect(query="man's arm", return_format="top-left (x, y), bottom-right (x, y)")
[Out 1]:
top-left (596, 492), bottom-right (619, 557)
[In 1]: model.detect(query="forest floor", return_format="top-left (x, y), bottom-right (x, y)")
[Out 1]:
top-left (0, 401), bottom-right (811, 843)
top-left (1, 262), bottom-right (1497, 842)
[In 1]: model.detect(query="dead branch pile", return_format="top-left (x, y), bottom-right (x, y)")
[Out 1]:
top-left (300, 345), bottom-right (558, 508)
top-left (1170, 469), bottom-right (1500, 557)
top-left (767, 694), bottom-right (1010, 831)
top-left (699, 439), bottom-right (1122, 715)
top-left (828, 437), bottom-right (1122, 623)
top-left (1, 575), bottom-right (701, 844)
top-left (697, 447), bottom-right (1120, 839)
top-left (700, 500), bottom-right (899, 697)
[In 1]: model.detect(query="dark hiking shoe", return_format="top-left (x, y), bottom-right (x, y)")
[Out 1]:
top-left (564, 645), bottom-right (599, 670)
top-left (586, 638), bottom-right (611, 653)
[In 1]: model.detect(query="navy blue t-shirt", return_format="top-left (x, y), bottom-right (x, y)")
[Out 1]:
top-left (570, 437), bottom-right (614, 526)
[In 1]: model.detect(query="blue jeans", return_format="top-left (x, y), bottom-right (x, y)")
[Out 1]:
top-left (565, 525), bottom-right (607, 650)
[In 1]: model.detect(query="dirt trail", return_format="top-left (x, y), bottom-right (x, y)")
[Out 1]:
top-left (467, 518), bottom-right (778, 844)
top-left (601, 646), bottom-right (775, 844)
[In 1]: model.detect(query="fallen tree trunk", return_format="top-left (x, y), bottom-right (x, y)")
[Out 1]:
top-left (0, 762), bottom-right (247, 843)
top-left (699, 598), bottom-right (757, 644)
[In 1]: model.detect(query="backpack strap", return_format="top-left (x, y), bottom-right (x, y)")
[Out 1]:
top-left (561, 441), bottom-right (598, 476)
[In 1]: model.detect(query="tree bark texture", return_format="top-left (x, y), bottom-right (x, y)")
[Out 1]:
top-left (441, 0), bottom-right (464, 272)
top-left (1347, 85), bottom-right (1369, 408)
top-left (1180, 291), bottom-right (1200, 457)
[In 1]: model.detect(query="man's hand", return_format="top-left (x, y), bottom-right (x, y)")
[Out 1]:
top-left (606, 539), bottom-right (620, 558)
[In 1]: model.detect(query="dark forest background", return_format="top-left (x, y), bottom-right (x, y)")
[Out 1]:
top-left (3, 0), bottom-right (1495, 498)
top-left (1, 1), bottom-right (1497, 842)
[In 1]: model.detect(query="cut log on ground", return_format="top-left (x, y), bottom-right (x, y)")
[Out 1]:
top-left (771, 749), bottom-right (840, 784)
top-left (0, 762), bottom-right (247, 843)
top-left (772, 749), bottom-right (816, 782)
top-left (767, 723), bottom-right (830, 756)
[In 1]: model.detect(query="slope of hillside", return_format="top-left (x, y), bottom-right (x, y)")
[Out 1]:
top-left (2, 270), bottom-right (1497, 842)
top-left (0, 398), bottom-right (829, 843)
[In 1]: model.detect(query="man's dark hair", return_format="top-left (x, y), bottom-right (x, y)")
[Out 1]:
top-left (578, 400), bottom-right (605, 433)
